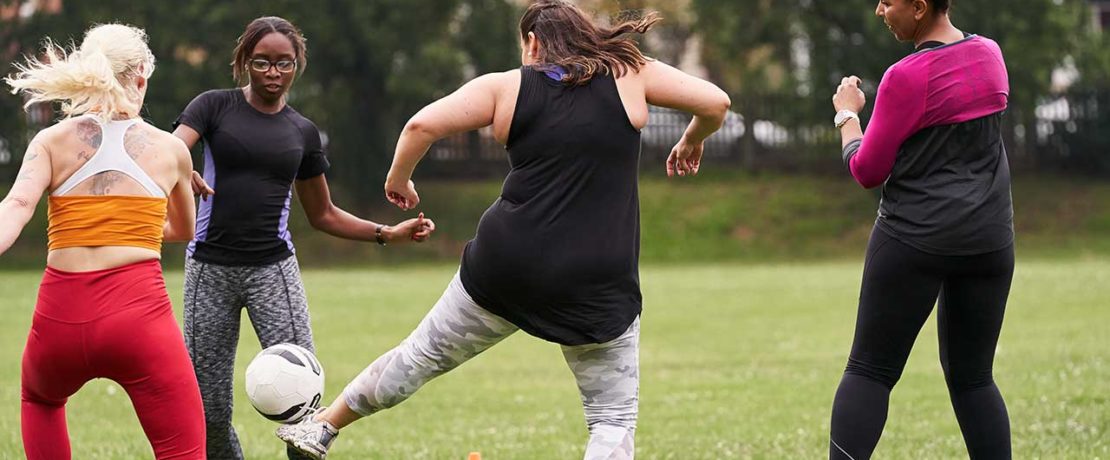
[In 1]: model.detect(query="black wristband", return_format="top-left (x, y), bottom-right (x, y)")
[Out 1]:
top-left (375, 224), bottom-right (387, 246)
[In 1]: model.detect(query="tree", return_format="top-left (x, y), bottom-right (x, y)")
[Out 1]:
top-left (0, 0), bottom-right (521, 198)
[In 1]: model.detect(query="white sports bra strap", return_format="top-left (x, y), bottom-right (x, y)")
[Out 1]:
top-left (53, 116), bottom-right (166, 198)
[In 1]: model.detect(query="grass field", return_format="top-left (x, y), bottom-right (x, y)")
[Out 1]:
top-left (0, 260), bottom-right (1107, 459)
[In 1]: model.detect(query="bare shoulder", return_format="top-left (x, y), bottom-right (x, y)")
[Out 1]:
top-left (472, 69), bottom-right (520, 95)
top-left (145, 123), bottom-right (190, 158)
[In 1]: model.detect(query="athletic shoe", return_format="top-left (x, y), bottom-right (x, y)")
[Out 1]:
top-left (276, 407), bottom-right (339, 460)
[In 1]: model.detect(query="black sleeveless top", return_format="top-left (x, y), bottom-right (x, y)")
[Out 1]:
top-left (459, 67), bottom-right (643, 345)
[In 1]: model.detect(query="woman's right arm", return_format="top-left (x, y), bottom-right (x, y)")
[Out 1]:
top-left (384, 71), bottom-right (511, 210)
top-left (172, 124), bottom-right (214, 199)
top-left (641, 60), bottom-right (732, 177)
top-left (0, 136), bottom-right (52, 256)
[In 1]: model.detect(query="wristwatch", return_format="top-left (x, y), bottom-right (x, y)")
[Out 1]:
top-left (375, 224), bottom-right (387, 246)
top-left (834, 110), bottom-right (858, 129)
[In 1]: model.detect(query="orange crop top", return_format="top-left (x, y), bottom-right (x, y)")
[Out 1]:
top-left (47, 195), bottom-right (166, 252)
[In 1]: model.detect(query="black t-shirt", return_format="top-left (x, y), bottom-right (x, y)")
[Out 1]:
top-left (175, 89), bottom-right (329, 266)
top-left (460, 67), bottom-right (643, 346)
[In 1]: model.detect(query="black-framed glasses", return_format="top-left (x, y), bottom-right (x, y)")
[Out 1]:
top-left (249, 59), bottom-right (297, 73)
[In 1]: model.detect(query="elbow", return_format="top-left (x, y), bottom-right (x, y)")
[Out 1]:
top-left (402, 117), bottom-right (436, 139)
top-left (854, 173), bottom-right (886, 189)
top-left (718, 91), bottom-right (732, 116)
top-left (704, 91), bottom-right (732, 122)
top-left (307, 209), bottom-right (335, 232)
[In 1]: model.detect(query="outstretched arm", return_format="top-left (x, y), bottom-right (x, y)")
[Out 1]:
top-left (384, 71), bottom-right (509, 210)
top-left (296, 175), bottom-right (434, 244)
top-left (0, 138), bottom-right (51, 256)
top-left (642, 60), bottom-right (732, 177)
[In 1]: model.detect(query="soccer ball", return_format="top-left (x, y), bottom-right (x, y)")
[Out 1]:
top-left (245, 343), bottom-right (324, 424)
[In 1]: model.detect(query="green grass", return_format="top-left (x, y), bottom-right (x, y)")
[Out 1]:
top-left (0, 260), bottom-right (1107, 459)
top-left (4, 173), bottom-right (1110, 268)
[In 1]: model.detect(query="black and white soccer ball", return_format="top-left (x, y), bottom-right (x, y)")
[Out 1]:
top-left (245, 343), bottom-right (324, 424)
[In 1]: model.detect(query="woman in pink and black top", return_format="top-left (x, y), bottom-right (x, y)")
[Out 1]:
top-left (829, 1), bottom-right (1014, 458)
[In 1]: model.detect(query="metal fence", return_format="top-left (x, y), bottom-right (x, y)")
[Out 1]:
top-left (418, 90), bottom-right (1110, 178)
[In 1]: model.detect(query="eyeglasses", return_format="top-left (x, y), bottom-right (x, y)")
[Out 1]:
top-left (248, 59), bottom-right (297, 73)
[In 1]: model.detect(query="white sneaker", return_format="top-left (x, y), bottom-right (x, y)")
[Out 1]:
top-left (276, 408), bottom-right (339, 460)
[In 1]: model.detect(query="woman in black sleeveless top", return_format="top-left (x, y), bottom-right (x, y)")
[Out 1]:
top-left (278, 2), bottom-right (731, 458)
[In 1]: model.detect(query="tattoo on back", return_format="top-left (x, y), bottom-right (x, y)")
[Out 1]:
top-left (124, 125), bottom-right (152, 160)
top-left (88, 171), bottom-right (125, 195)
top-left (76, 119), bottom-right (102, 150)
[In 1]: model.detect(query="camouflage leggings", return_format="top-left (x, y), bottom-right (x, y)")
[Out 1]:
top-left (342, 272), bottom-right (639, 460)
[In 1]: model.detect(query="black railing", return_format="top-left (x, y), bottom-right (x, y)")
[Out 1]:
top-left (417, 90), bottom-right (1110, 178)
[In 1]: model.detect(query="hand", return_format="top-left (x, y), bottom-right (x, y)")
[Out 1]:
top-left (385, 212), bottom-right (436, 244)
top-left (384, 176), bottom-right (419, 210)
top-left (666, 136), bottom-right (704, 177)
top-left (191, 170), bottom-right (215, 201)
top-left (832, 76), bottom-right (866, 114)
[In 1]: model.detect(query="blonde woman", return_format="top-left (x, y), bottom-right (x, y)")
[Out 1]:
top-left (2, 24), bottom-right (205, 459)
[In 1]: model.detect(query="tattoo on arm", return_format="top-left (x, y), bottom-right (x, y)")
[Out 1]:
top-left (17, 168), bottom-right (34, 181)
top-left (1, 196), bottom-right (31, 208)
top-left (24, 150), bottom-right (39, 162)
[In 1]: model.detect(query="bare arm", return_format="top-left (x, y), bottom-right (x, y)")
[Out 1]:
top-left (163, 138), bottom-right (197, 243)
top-left (384, 71), bottom-right (508, 210)
top-left (0, 138), bottom-right (52, 256)
top-left (296, 175), bottom-right (434, 244)
top-left (171, 124), bottom-right (214, 199)
top-left (641, 60), bottom-right (731, 176)
top-left (643, 60), bottom-right (731, 142)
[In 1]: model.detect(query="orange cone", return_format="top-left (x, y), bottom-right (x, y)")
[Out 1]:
top-left (468, 452), bottom-right (482, 460)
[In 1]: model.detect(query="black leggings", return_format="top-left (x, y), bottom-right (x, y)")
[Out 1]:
top-left (830, 228), bottom-right (1014, 460)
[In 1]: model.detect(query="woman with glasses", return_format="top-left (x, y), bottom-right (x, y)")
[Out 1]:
top-left (172, 16), bottom-right (435, 459)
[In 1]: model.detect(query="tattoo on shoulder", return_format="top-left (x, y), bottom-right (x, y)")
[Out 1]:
top-left (124, 125), bottom-right (152, 160)
top-left (76, 119), bottom-right (102, 149)
top-left (23, 149), bottom-right (39, 163)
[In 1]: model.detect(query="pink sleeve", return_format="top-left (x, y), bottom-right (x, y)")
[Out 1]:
top-left (848, 65), bottom-right (926, 188)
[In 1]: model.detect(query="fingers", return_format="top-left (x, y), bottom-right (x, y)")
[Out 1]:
top-left (666, 151), bottom-right (677, 177)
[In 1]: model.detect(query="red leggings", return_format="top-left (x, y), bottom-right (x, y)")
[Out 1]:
top-left (21, 259), bottom-right (205, 459)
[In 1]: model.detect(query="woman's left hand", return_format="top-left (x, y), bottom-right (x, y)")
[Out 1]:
top-left (385, 212), bottom-right (436, 244)
top-left (666, 136), bottom-right (704, 177)
top-left (833, 76), bottom-right (866, 113)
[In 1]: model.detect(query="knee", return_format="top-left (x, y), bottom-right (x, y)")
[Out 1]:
top-left (583, 396), bottom-right (638, 430)
top-left (844, 357), bottom-right (901, 390)
top-left (21, 386), bottom-right (65, 408)
top-left (942, 364), bottom-right (995, 392)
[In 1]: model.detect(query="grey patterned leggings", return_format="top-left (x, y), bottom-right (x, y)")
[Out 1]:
top-left (184, 255), bottom-right (315, 460)
top-left (342, 272), bottom-right (640, 460)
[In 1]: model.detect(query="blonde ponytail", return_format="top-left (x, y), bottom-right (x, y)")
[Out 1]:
top-left (4, 24), bottom-right (155, 120)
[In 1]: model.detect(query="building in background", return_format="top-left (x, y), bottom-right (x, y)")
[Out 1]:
top-left (1093, 0), bottom-right (1110, 30)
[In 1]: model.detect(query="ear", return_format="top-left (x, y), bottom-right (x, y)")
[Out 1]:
top-left (912, 0), bottom-right (929, 20)
top-left (527, 31), bottom-right (540, 57)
